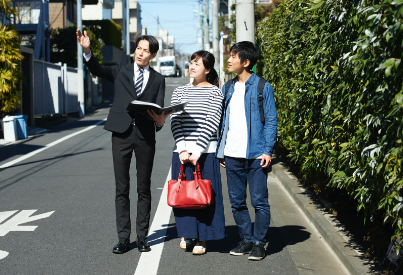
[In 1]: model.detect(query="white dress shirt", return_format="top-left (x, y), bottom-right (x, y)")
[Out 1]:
top-left (133, 62), bottom-right (150, 97)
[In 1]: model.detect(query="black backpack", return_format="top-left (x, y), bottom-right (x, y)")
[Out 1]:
top-left (223, 77), bottom-right (267, 124)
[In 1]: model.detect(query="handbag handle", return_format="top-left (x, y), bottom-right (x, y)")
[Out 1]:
top-left (178, 162), bottom-right (202, 181)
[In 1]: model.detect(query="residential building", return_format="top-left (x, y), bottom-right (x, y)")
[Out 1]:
top-left (82, 0), bottom-right (142, 41)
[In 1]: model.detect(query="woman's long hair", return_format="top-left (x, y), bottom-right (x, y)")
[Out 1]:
top-left (191, 51), bottom-right (219, 87)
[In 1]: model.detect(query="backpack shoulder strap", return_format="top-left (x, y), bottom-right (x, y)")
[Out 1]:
top-left (258, 77), bottom-right (266, 124)
top-left (224, 79), bottom-right (232, 97)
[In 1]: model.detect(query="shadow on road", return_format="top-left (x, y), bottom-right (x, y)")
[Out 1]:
top-left (146, 221), bottom-right (311, 256)
top-left (0, 138), bottom-right (44, 164)
top-left (0, 148), bottom-right (104, 192)
top-left (47, 119), bottom-right (107, 134)
top-left (207, 225), bottom-right (311, 255)
top-left (0, 148), bottom-right (103, 172)
top-left (0, 119), bottom-right (106, 165)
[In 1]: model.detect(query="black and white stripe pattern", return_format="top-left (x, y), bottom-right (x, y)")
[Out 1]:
top-left (135, 68), bottom-right (144, 96)
top-left (170, 84), bottom-right (224, 155)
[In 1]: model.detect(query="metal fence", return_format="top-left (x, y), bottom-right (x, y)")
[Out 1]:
top-left (33, 60), bottom-right (78, 116)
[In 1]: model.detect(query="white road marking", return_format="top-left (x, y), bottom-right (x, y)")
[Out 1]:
top-left (134, 168), bottom-right (172, 275)
top-left (0, 210), bottom-right (55, 236)
top-left (0, 119), bottom-right (106, 171)
top-left (0, 211), bottom-right (18, 224)
top-left (0, 250), bottom-right (8, 260)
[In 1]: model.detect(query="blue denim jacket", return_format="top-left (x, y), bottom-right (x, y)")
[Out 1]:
top-left (216, 73), bottom-right (278, 159)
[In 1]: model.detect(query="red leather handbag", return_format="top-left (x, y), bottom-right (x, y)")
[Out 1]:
top-left (167, 162), bottom-right (213, 209)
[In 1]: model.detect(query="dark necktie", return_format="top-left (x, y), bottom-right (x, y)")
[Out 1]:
top-left (135, 68), bottom-right (144, 96)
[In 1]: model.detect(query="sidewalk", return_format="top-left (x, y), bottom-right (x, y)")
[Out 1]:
top-left (272, 158), bottom-right (377, 274)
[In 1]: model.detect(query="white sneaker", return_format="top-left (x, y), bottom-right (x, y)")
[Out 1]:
top-left (180, 237), bottom-right (191, 250)
top-left (192, 241), bottom-right (206, 255)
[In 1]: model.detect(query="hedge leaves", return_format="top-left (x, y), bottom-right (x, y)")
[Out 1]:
top-left (257, 0), bottom-right (403, 239)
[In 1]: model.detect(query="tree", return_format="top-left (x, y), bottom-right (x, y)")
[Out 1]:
top-left (50, 25), bottom-right (102, 67)
top-left (0, 0), bottom-right (23, 113)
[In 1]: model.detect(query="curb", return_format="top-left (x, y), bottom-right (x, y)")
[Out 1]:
top-left (0, 127), bottom-right (48, 148)
top-left (271, 159), bottom-right (372, 275)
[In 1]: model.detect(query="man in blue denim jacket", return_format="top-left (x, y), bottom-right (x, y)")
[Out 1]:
top-left (216, 41), bottom-right (277, 261)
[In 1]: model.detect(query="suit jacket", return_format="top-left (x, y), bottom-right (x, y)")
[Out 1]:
top-left (85, 55), bottom-right (165, 141)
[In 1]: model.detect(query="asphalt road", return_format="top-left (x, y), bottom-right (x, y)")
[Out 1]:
top-left (0, 77), bottom-right (348, 275)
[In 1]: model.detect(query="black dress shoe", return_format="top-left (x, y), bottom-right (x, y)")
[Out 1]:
top-left (137, 235), bottom-right (151, 252)
top-left (112, 238), bottom-right (130, 254)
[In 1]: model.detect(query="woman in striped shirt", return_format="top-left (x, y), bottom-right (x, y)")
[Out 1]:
top-left (170, 51), bottom-right (225, 255)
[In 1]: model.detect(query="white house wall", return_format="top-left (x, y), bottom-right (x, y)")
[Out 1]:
top-left (82, 2), bottom-right (103, 20)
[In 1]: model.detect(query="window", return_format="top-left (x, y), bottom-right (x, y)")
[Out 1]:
top-left (160, 61), bottom-right (174, 67)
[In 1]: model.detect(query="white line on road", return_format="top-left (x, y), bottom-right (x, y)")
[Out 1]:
top-left (0, 250), bottom-right (8, 260)
top-left (134, 168), bottom-right (172, 275)
top-left (0, 119), bottom-right (106, 171)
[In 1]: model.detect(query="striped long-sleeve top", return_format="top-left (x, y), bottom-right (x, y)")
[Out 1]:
top-left (170, 84), bottom-right (224, 157)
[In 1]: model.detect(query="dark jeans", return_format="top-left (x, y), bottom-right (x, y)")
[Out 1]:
top-left (224, 156), bottom-right (270, 244)
top-left (112, 125), bottom-right (155, 239)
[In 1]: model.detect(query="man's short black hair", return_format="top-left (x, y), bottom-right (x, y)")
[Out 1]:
top-left (135, 35), bottom-right (159, 54)
top-left (230, 41), bottom-right (259, 71)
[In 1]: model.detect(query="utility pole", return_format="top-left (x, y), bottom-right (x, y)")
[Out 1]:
top-left (204, 0), bottom-right (210, 51)
top-left (220, 31), bottom-right (228, 85)
top-left (200, 4), bottom-right (204, 50)
top-left (126, 0), bottom-right (130, 64)
top-left (212, 0), bottom-right (219, 69)
top-left (156, 15), bottom-right (160, 72)
top-left (236, 0), bottom-right (255, 43)
top-left (122, 0), bottom-right (130, 64)
top-left (228, 0), bottom-right (233, 29)
top-left (77, 0), bottom-right (85, 118)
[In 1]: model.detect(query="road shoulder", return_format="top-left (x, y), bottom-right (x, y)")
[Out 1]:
top-left (272, 158), bottom-right (375, 275)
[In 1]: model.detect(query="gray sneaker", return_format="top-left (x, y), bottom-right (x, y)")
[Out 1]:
top-left (229, 238), bottom-right (254, 256)
top-left (248, 242), bottom-right (266, 261)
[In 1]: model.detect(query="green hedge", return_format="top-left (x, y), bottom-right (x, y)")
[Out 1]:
top-left (0, 0), bottom-right (23, 112)
top-left (257, 0), bottom-right (403, 240)
top-left (83, 19), bottom-right (122, 49)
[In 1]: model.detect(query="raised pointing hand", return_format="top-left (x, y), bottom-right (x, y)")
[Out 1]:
top-left (76, 29), bottom-right (91, 54)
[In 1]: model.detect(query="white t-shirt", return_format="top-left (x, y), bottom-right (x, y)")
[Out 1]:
top-left (224, 82), bottom-right (248, 158)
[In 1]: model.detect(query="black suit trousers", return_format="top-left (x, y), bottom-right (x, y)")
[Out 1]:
top-left (111, 124), bottom-right (155, 239)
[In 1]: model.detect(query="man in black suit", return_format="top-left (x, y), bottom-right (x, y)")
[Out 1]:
top-left (76, 30), bottom-right (170, 253)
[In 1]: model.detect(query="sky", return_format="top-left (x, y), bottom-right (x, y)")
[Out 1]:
top-left (138, 0), bottom-right (214, 55)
